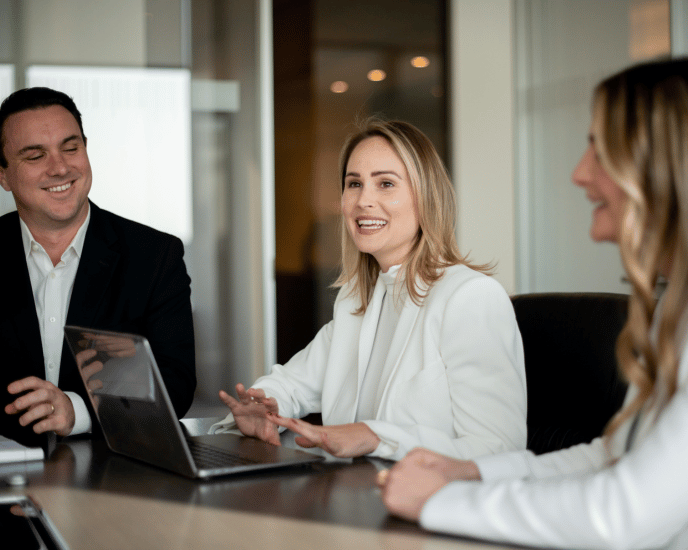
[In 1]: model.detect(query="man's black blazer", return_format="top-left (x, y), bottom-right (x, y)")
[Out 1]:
top-left (1, 202), bottom-right (196, 449)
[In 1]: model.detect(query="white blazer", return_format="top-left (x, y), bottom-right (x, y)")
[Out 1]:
top-left (421, 297), bottom-right (688, 550)
top-left (214, 264), bottom-right (527, 461)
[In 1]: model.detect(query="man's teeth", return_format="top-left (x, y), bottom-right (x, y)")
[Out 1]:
top-left (47, 183), bottom-right (72, 193)
top-left (358, 219), bottom-right (387, 227)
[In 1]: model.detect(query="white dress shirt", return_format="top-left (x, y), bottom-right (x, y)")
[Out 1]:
top-left (20, 208), bottom-right (92, 434)
top-left (420, 296), bottom-right (688, 550)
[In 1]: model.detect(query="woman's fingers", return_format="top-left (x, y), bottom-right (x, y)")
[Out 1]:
top-left (219, 389), bottom-right (239, 407)
top-left (294, 436), bottom-right (319, 448)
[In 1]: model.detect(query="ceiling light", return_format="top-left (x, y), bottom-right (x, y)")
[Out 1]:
top-left (330, 81), bottom-right (349, 93)
top-left (411, 56), bottom-right (430, 68)
top-left (367, 70), bottom-right (386, 82)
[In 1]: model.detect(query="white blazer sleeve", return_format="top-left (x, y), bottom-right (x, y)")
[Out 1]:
top-left (420, 385), bottom-right (688, 550)
top-left (475, 437), bottom-right (609, 481)
top-left (366, 276), bottom-right (527, 461)
top-left (209, 317), bottom-right (335, 433)
top-left (250, 319), bottom-right (334, 419)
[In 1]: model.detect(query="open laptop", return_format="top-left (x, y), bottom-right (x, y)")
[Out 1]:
top-left (64, 326), bottom-right (322, 478)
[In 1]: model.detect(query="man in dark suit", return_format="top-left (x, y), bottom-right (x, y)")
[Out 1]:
top-left (0, 87), bottom-right (196, 450)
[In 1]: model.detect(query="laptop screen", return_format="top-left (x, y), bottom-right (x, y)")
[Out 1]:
top-left (64, 326), bottom-right (197, 477)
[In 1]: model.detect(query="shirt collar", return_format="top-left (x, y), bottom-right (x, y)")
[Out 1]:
top-left (20, 205), bottom-right (91, 261)
top-left (379, 264), bottom-right (402, 286)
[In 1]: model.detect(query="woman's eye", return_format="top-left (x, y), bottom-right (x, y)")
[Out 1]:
top-left (381, 181), bottom-right (394, 188)
top-left (347, 180), bottom-right (361, 188)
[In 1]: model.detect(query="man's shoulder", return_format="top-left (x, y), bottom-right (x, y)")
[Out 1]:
top-left (0, 209), bottom-right (19, 227)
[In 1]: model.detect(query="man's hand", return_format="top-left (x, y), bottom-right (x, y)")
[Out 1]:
top-left (219, 384), bottom-right (281, 446)
top-left (5, 376), bottom-right (76, 436)
top-left (267, 415), bottom-right (381, 458)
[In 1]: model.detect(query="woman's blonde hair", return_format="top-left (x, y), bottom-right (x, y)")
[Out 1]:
top-left (334, 118), bottom-right (490, 314)
top-left (593, 58), bottom-right (688, 437)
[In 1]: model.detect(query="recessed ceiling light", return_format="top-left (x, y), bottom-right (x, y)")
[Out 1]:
top-left (330, 81), bottom-right (349, 93)
top-left (411, 56), bottom-right (430, 68)
top-left (367, 69), bottom-right (386, 82)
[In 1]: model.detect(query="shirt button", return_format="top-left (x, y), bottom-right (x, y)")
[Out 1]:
top-left (31, 243), bottom-right (39, 252)
top-left (50, 272), bottom-right (56, 279)
top-left (49, 317), bottom-right (56, 323)
top-left (48, 363), bottom-right (55, 370)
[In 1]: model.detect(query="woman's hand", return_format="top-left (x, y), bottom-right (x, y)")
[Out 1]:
top-left (377, 448), bottom-right (481, 521)
top-left (219, 384), bottom-right (281, 446)
top-left (267, 415), bottom-right (381, 457)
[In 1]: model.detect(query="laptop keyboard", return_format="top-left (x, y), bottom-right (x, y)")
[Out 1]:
top-left (187, 439), bottom-right (261, 469)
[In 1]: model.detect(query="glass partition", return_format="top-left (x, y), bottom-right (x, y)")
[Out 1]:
top-left (514, 0), bottom-right (672, 294)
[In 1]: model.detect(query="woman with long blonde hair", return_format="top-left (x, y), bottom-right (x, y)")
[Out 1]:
top-left (379, 58), bottom-right (688, 549)
top-left (213, 119), bottom-right (527, 461)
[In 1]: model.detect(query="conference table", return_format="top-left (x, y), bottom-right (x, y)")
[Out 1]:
top-left (1, 418), bottom-right (531, 550)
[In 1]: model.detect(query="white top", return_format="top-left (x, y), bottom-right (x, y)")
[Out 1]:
top-left (212, 264), bottom-right (527, 461)
top-left (20, 208), bottom-right (92, 435)
top-left (421, 298), bottom-right (688, 550)
top-left (355, 265), bottom-right (402, 422)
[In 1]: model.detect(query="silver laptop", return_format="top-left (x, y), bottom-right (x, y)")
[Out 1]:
top-left (64, 326), bottom-right (322, 478)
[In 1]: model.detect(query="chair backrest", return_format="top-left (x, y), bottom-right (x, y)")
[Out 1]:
top-left (511, 292), bottom-right (629, 455)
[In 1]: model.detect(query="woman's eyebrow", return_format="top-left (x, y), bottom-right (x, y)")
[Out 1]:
top-left (344, 170), bottom-right (402, 178)
top-left (371, 170), bottom-right (401, 178)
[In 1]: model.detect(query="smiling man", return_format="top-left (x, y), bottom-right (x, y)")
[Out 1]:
top-left (0, 87), bottom-right (196, 450)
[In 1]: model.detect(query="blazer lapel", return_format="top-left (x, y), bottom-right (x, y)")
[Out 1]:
top-left (4, 213), bottom-right (44, 377)
top-left (66, 203), bottom-right (121, 329)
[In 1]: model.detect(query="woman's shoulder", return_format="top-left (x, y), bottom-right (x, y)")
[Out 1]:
top-left (435, 263), bottom-right (501, 289)
top-left (426, 264), bottom-right (510, 304)
top-left (331, 279), bottom-right (364, 313)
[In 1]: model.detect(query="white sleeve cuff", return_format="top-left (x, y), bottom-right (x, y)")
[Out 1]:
top-left (208, 413), bottom-right (237, 433)
top-left (361, 420), bottom-right (401, 460)
top-left (65, 391), bottom-right (92, 435)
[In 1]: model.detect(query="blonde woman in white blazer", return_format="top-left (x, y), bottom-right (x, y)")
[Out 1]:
top-left (214, 119), bottom-right (527, 461)
top-left (379, 59), bottom-right (688, 549)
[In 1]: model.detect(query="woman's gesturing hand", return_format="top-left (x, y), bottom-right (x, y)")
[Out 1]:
top-left (267, 415), bottom-right (381, 457)
top-left (219, 384), bottom-right (281, 446)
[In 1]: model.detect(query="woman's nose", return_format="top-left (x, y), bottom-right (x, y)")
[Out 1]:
top-left (572, 145), bottom-right (594, 188)
top-left (356, 184), bottom-right (375, 207)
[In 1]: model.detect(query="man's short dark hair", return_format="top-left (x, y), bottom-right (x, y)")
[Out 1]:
top-left (0, 87), bottom-right (86, 168)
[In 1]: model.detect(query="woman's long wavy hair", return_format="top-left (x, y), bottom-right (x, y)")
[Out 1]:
top-left (334, 118), bottom-right (491, 314)
top-left (594, 58), bottom-right (688, 438)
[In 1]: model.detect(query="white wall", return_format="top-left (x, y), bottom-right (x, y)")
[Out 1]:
top-left (451, 0), bottom-right (516, 293)
top-left (23, 0), bottom-right (146, 66)
top-left (452, 0), bottom-right (678, 296)
top-left (514, 0), bottom-right (669, 295)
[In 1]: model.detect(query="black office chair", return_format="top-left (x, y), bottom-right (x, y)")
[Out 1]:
top-left (511, 292), bottom-right (629, 455)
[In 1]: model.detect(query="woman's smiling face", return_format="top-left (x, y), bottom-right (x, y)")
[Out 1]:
top-left (571, 130), bottom-right (628, 244)
top-left (341, 136), bottom-right (419, 272)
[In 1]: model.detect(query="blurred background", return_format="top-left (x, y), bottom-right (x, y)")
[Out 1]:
top-left (0, 0), bottom-right (685, 414)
